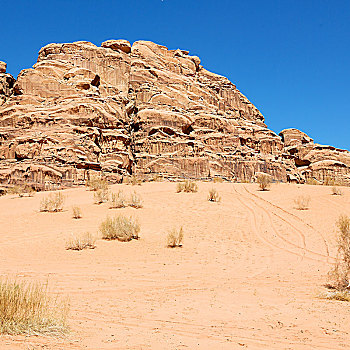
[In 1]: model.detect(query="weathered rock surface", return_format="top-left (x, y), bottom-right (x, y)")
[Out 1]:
top-left (280, 129), bottom-right (350, 184)
top-left (0, 41), bottom-right (349, 188)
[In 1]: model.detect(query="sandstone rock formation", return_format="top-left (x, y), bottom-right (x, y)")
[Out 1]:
top-left (0, 40), bottom-right (349, 189)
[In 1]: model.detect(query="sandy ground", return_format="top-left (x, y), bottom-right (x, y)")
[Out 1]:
top-left (0, 182), bottom-right (350, 349)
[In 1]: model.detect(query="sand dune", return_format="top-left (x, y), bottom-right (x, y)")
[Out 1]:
top-left (0, 182), bottom-right (349, 349)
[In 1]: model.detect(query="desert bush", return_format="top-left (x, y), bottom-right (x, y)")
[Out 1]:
top-left (129, 191), bottom-right (143, 208)
top-left (306, 178), bottom-right (319, 186)
top-left (176, 180), bottom-right (198, 193)
top-left (0, 279), bottom-right (68, 335)
top-left (331, 186), bottom-right (343, 196)
top-left (256, 173), bottom-right (271, 191)
top-left (167, 227), bottom-right (184, 248)
top-left (100, 215), bottom-right (140, 241)
top-left (9, 185), bottom-right (35, 198)
top-left (93, 188), bottom-right (110, 204)
top-left (66, 232), bottom-right (96, 251)
top-left (329, 215), bottom-right (350, 290)
top-left (131, 175), bottom-right (142, 186)
top-left (110, 190), bottom-right (127, 209)
top-left (40, 192), bottom-right (64, 212)
top-left (213, 177), bottom-right (223, 183)
top-left (86, 177), bottom-right (108, 191)
top-left (72, 206), bottom-right (82, 219)
top-left (294, 195), bottom-right (311, 210)
top-left (208, 188), bottom-right (221, 202)
top-left (176, 182), bottom-right (184, 193)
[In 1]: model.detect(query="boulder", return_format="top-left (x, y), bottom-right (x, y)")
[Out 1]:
top-left (101, 39), bottom-right (131, 54)
top-left (0, 61), bottom-right (6, 73)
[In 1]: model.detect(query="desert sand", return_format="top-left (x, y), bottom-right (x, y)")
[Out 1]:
top-left (0, 182), bottom-right (349, 349)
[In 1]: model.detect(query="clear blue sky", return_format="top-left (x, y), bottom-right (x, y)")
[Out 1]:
top-left (1, 0), bottom-right (349, 149)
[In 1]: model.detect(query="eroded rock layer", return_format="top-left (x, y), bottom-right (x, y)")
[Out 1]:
top-left (0, 40), bottom-right (349, 188)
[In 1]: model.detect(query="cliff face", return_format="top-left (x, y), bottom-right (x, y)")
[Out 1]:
top-left (0, 40), bottom-right (349, 188)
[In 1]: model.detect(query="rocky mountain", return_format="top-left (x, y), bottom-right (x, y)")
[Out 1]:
top-left (0, 40), bottom-right (349, 189)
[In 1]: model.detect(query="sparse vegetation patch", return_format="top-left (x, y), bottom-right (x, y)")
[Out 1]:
top-left (40, 192), bottom-right (64, 212)
top-left (167, 227), bottom-right (184, 248)
top-left (176, 180), bottom-right (198, 193)
top-left (129, 191), bottom-right (143, 208)
top-left (328, 215), bottom-right (350, 291)
top-left (294, 195), bottom-right (310, 210)
top-left (100, 215), bottom-right (140, 242)
top-left (256, 173), bottom-right (271, 191)
top-left (0, 279), bottom-right (68, 335)
top-left (94, 188), bottom-right (110, 204)
top-left (66, 232), bottom-right (96, 251)
top-left (72, 206), bottom-right (82, 219)
top-left (110, 190), bottom-right (127, 209)
top-left (208, 188), bottom-right (221, 202)
top-left (331, 186), bottom-right (343, 196)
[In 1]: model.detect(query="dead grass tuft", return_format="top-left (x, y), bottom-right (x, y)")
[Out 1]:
top-left (93, 188), bottom-right (110, 204)
top-left (86, 177), bottom-right (108, 192)
top-left (110, 190), bottom-right (127, 209)
top-left (9, 185), bottom-right (35, 197)
top-left (208, 188), bottom-right (221, 202)
top-left (100, 215), bottom-right (140, 242)
top-left (176, 180), bottom-right (198, 193)
top-left (167, 227), bottom-right (184, 248)
top-left (294, 195), bottom-right (310, 210)
top-left (328, 215), bottom-right (350, 290)
top-left (72, 206), bottom-right (82, 219)
top-left (129, 191), bottom-right (143, 208)
top-left (331, 186), bottom-right (343, 196)
top-left (66, 232), bottom-right (96, 251)
top-left (40, 192), bottom-right (64, 212)
top-left (0, 279), bottom-right (68, 335)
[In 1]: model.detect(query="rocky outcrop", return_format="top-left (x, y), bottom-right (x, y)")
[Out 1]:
top-left (280, 129), bottom-right (350, 185)
top-left (0, 40), bottom-right (349, 188)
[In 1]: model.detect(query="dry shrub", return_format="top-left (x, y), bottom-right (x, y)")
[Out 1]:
top-left (328, 215), bottom-right (350, 290)
top-left (100, 215), bottom-right (140, 241)
top-left (66, 232), bottom-right (96, 251)
top-left (40, 192), bottom-right (64, 212)
top-left (131, 176), bottom-right (142, 186)
top-left (72, 206), bottom-right (82, 219)
top-left (306, 178), bottom-right (319, 186)
top-left (208, 188), bottom-right (221, 202)
top-left (94, 188), bottom-right (110, 204)
top-left (257, 174), bottom-right (271, 191)
top-left (176, 182), bottom-right (184, 193)
top-left (331, 186), bottom-right (343, 196)
top-left (86, 177), bottom-right (108, 191)
top-left (110, 190), bottom-right (127, 209)
top-left (9, 185), bottom-right (35, 197)
top-left (176, 180), bottom-right (198, 193)
top-left (167, 227), bottom-right (184, 248)
top-left (129, 191), bottom-right (143, 208)
top-left (294, 195), bottom-right (311, 210)
top-left (0, 279), bottom-right (68, 335)
top-left (213, 177), bottom-right (223, 183)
